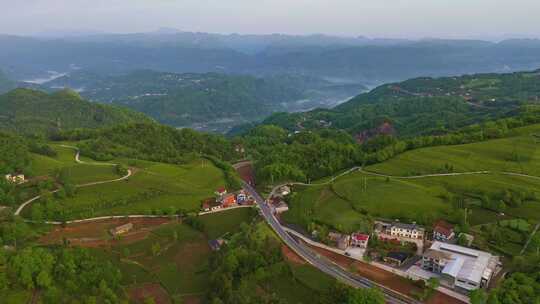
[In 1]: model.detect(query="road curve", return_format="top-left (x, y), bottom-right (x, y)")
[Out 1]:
top-left (14, 146), bottom-right (132, 216)
top-left (242, 182), bottom-right (419, 304)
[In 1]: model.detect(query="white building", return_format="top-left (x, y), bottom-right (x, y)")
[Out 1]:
top-left (390, 222), bottom-right (425, 240)
top-left (422, 241), bottom-right (500, 292)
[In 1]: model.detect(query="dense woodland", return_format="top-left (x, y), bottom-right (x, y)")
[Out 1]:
top-left (60, 123), bottom-right (239, 163)
top-left (260, 69), bottom-right (540, 137)
top-left (0, 88), bottom-right (151, 136)
top-left (0, 234), bottom-right (121, 304)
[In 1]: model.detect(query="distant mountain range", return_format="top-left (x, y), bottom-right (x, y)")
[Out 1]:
top-left (1, 32), bottom-right (540, 85)
top-left (0, 88), bottom-right (151, 135)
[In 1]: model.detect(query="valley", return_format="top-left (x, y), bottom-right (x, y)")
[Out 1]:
top-left (1, 55), bottom-right (540, 304)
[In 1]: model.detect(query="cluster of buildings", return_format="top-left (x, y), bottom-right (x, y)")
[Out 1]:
top-left (268, 185), bottom-right (291, 215)
top-left (320, 218), bottom-right (499, 293)
top-left (5, 174), bottom-right (25, 184)
top-left (201, 187), bottom-right (254, 212)
top-left (328, 232), bottom-right (370, 250)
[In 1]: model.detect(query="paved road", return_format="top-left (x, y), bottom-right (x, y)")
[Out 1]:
top-left (242, 182), bottom-right (418, 304)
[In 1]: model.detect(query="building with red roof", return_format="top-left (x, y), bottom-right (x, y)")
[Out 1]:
top-left (220, 193), bottom-right (237, 208)
top-left (350, 233), bottom-right (370, 248)
top-left (433, 220), bottom-right (455, 242)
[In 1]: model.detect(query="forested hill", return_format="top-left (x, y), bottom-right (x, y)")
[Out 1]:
top-left (0, 88), bottom-right (152, 135)
top-left (60, 122), bottom-right (239, 164)
top-left (259, 69), bottom-right (540, 138)
top-left (44, 70), bottom-right (366, 132)
top-left (47, 70), bottom-right (302, 127)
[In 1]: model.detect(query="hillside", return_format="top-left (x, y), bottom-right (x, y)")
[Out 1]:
top-left (284, 123), bottom-right (540, 256)
top-left (0, 69), bottom-right (15, 94)
top-left (260, 69), bottom-right (540, 138)
top-left (44, 70), bottom-right (366, 132)
top-left (0, 88), bottom-right (152, 135)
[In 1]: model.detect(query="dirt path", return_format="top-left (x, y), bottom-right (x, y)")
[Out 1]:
top-left (14, 145), bottom-right (132, 216)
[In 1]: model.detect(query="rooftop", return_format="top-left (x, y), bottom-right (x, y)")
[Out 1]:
top-left (433, 220), bottom-right (455, 237)
top-left (424, 248), bottom-right (452, 260)
top-left (428, 241), bottom-right (495, 285)
top-left (352, 233), bottom-right (370, 241)
top-left (386, 251), bottom-right (408, 262)
top-left (392, 222), bottom-right (424, 231)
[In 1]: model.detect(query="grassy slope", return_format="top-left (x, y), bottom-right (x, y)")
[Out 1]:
top-left (30, 145), bottom-right (119, 183)
top-left (27, 144), bottom-right (228, 220)
top-left (286, 125), bottom-right (540, 231)
top-left (368, 124), bottom-right (540, 176)
top-left (30, 159), bottom-right (226, 220)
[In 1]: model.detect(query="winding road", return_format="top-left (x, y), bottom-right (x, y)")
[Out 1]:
top-left (14, 146), bottom-right (132, 216)
top-left (242, 182), bottom-right (419, 304)
top-left (242, 164), bottom-right (540, 304)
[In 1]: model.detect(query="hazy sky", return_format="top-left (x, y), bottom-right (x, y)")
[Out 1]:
top-left (2, 0), bottom-right (540, 39)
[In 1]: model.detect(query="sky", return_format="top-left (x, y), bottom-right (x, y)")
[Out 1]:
top-left (1, 0), bottom-right (540, 40)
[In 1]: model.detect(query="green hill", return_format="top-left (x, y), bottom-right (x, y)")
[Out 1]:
top-left (0, 88), bottom-right (152, 135)
top-left (45, 70), bottom-right (366, 132)
top-left (48, 71), bottom-right (302, 129)
top-left (284, 123), bottom-right (540, 256)
top-left (261, 69), bottom-right (540, 137)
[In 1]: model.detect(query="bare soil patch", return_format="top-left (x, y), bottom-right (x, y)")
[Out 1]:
top-left (39, 217), bottom-right (173, 248)
top-left (235, 163), bottom-right (256, 185)
top-left (128, 283), bottom-right (171, 304)
top-left (282, 244), bottom-right (306, 265)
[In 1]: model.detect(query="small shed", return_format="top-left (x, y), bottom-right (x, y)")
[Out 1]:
top-left (109, 223), bottom-right (133, 236)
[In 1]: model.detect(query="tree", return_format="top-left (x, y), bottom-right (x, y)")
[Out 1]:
top-left (457, 233), bottom-right (469, 246)
top-left (470, 289), bottom-right (488, 304)
top-left (347, 287), bottom-right (385, 304)
top-left (427, 277), bottom-right (440, 290)
top-left (151, 242), bottom-right (161, 256)
top-left (36, 270), bottom-right (53, 288)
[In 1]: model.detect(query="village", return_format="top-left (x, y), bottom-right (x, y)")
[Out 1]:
top-left (265, 185), bottom-right (503, 297)
top-left (200, 187), bottom-right (256, 213)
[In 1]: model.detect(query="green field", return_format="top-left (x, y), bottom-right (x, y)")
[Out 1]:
top-left (284, 126), bottom-right (540, 257)
top-left (367, 124), bottom-right (540, 176)
top-left (27, 158), bottom-right (227, 220)
top-left (30, 145), bottom-right (120, 183)
top-left (199, 207), bottom-right (255, 239)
